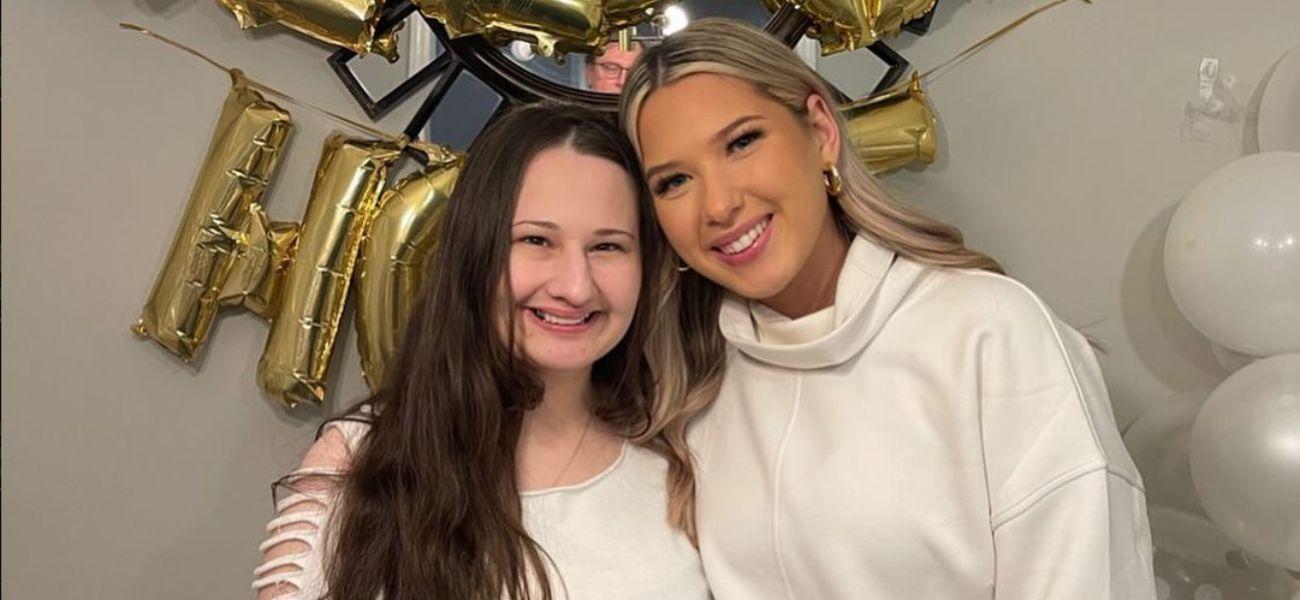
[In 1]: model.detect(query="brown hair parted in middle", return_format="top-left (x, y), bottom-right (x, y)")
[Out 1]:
top-left (318, 102), bottom-right (674, 600)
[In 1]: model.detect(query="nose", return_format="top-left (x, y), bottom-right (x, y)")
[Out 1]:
top-left (545, 245), bottom-right (596, 307)
top-left (702, 175), bottom-right (743, 228)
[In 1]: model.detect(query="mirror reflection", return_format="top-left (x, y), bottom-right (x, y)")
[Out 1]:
top-left (500, 0), bottom-right (775, 94)
top-left (346, 12), bottom-right (440, 101)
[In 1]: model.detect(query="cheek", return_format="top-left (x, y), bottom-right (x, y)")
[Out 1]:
top-left (508, 251), bottom-right (545, 302)
top-left (654, 200), bottom-right (699, 253)
top-left (759, 162), bottom-right (825, 231)
top-left (594, 259), bottom-right (642, 316)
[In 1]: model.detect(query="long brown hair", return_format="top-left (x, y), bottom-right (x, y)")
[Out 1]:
top-left (618, 18), bottom-right (1005, 541)
top-left (320, 102), bottom-right (669, 600)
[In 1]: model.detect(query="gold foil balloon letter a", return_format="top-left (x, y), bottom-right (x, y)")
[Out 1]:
top-left (257, 134), bottom-right (403, 407)
top-left (765, 0), bottom-right (938, 55)
top-left (218, 0), bottom-right (400, 61)
top-left (841, 74), bottom-right (936, 174)
top-left (133, 72), bottom-right (293, 362)
top-left (354, 146), bottom-right (463, 391)
top-left (415, 0), bottom-right (662, 56)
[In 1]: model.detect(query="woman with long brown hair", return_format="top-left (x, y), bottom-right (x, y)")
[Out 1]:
top-left (251, 102), bottom-right (708, 600)
top-left (620, 18), bottom-right (1155, 599)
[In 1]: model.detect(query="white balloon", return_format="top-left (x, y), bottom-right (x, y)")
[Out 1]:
top-left (1247, 44), bottom-right (1300, 153)
top-left (1124, 390), bottom-right (1213, 516)
top-left (1165, 152), bottom-right (1300, 356)
top-left (1147, 505), bottom-right (1240, 567)
top-left (1189, 354), bottom-right (1300, 570)
top-left (1153, 543), bottom-right (1299, 600)
top-left (1210, 344), bottom-right (1257, 373)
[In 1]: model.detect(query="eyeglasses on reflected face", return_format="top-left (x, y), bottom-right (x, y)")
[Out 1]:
top-left (593, 62), bottom-right (631, 78)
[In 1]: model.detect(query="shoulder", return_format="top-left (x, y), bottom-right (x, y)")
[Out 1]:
top-left (302, 409), bottom-right (375, 472)
top-left (907, 266), bottom-right (1056, 327)
top-left (898, 266), bottom-right (1083, 372)
top-left (949, 270), bottom-right (1093, 399)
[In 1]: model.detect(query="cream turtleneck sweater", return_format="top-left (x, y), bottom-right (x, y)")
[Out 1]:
top-left (691, 235), bottom-right (1155, 599)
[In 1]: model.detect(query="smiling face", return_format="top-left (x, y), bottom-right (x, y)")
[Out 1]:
top-left (636, 73), bottom-right (842, 302)
top-left (507, 144), bottom-right (643, 376)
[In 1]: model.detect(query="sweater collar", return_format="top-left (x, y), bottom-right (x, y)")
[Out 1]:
top-left (718, 235), bottom-right (923, 369)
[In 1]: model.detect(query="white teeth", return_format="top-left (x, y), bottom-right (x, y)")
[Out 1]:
top-left (719, 218), bottom-right (769, 255)
top-left (531, 309), bottom-right (591, 326)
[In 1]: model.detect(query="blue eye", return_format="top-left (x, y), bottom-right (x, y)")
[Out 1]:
top-left (653, 173), bottom-right (689, 196)
top-left (727, 129), bottom-right (763, 154)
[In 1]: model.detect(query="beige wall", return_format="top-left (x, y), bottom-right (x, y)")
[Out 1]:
top-left (815, 0), bottom-right (1300, 428)
top-left (2, 1), bottom-right (1296, 598)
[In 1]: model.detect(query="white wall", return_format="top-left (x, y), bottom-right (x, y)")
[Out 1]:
top-left (817, 0), bottom-right (1300, 428)
top-left (2, 1), bottom-right (1297, 598)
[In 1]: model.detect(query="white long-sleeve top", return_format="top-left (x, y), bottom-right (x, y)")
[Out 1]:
top-left (691, 235), bottom-right (1156, 599)
top-left (253, 418), bottom-right (709, 599)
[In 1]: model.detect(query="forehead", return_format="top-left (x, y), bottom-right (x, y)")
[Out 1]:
top-left (514, 145), bottom-right (637, 226)
top-left (636, 73), bottom-right (785, 161)
top-left (595, 43), bottom-right (642, 65)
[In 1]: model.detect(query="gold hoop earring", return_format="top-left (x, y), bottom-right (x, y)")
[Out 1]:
top-left (823, 164), bottom-right (843, 197)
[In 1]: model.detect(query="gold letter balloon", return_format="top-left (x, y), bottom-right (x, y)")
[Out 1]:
top-left (413, 0), bottom-right (664, 56)
top-left (840, 74), bottom-right (937, 174)
top-left (218, 0), bottom-right (402, 61)
top-left (354, 146), bottom-right (463, 391)
top-left (765, 0), bottom-right (938, 55)
top-left (132, 69), bottom-right (473, 408)
top-left (257, 134), bottom-right (404, 407)
top-left (133, 71), bottom-right (293, 362)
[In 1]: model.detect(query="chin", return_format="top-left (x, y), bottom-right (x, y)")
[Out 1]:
top-left (530, 354), bottom-right (600, 374)
top-left (523, 338), bottom-right (614, 371)
top-left (710, 261), bottom-right (796, 301)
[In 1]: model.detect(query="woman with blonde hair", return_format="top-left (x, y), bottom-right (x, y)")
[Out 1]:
top-left (621, 18), bottom-right (1155, 599)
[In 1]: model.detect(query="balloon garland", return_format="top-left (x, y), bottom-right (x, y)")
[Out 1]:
top-left (131, 0), bottom-right (1089, 405)
top-left (1161, 151), bottom-right (1300, 572)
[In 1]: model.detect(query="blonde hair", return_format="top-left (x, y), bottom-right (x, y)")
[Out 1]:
top-left (623, 18), bottom-right (1003, 542)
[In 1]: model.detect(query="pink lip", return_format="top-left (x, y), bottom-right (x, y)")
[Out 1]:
top-left (708, 214), bottom-right (773, 249)
top-left (711, 215), bottom-right (773, 268)
top-left (524, 308), bottom-right (601, 334)
top-left (527, 306), bottom-right (590, 319)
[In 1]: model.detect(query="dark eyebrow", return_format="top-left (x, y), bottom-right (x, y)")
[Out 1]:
top-left (643, 160), bottom-right (683, 183)
top-left (595, 228), bottom-right (636, 239)
top-left (713, 115), bottom-right (763, 143)
top-left (515, 221), bottom-right (635, 239)
top-left (512, 220), bottom-right (558, 229)
top-left (642, 114), bottom-right (764, 181)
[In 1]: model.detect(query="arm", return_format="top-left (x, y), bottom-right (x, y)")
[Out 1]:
top-left (992, 467), bottom-right (1154, 599)
top-left (976, 278), bottom-right (1156, 599)
top-left (253, 427), bottom-right (352, 600)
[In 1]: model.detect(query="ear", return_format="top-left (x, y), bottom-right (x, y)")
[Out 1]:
top-left (804, 92), bottom-right (841, 166)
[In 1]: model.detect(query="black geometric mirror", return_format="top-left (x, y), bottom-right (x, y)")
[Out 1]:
top-left (328, 1), bottom-right (938, 163)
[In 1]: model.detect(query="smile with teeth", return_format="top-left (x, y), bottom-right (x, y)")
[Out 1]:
top-left (717, 216), bottom-right (771, 255)
top-left (529, 308), bottom-right (596, 326)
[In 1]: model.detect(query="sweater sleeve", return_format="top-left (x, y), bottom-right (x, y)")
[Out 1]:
top-left (976, 278), bottom-right (1156, 599)
top-left (992, 468), bottom-right (1154, 599)
top-left (252, 418), bottom-right (369, 599)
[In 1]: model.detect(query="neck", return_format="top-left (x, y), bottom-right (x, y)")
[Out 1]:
top-left (524, 367), bottom-right (595, 434)
top-left (762, 213), bottom-right (851, 318)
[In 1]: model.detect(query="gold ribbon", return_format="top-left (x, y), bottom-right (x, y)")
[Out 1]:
top-left (118, 23), bottom-right (407, 146)
top-left (917, 0), bottom-right (1092, 85)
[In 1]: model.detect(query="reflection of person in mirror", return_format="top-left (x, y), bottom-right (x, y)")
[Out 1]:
top-left (585, 40), bottom-right (644, 93)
